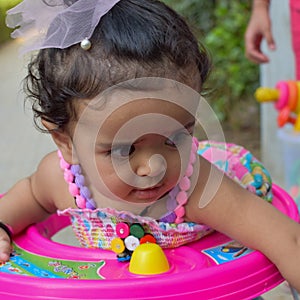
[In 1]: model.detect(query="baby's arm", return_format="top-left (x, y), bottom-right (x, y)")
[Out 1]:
top-left (0, 152), bottom-right (64, 261)
top-left (186, 156), bottom-right (300, 292)
top-left (0, 178), bottom-right (51, 261)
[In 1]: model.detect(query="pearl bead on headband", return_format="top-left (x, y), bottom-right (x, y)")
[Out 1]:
top-left (80, 38), bottom-right (92, 51)
top-left (6, 0), bottom-right (121, 54)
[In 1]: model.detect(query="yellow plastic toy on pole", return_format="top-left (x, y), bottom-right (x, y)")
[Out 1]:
top-left (255, 80), bottom-right (300, 131)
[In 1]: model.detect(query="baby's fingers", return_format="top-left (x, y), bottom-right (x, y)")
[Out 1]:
top-left (0, 238), bottom-right (12, 262)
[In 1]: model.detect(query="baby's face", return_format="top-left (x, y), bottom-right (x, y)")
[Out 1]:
top-left (70, 79), bottom-right (200, 204)
top-left (74, 98), bottom-right (195, 204)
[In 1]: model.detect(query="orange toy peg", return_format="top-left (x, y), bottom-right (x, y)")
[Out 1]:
top-left (287, 81), bottom-right (298, 111)
top-left (296, 82), bottom-right (300, 113)
top-left (277, 106), bottom-right (291, 127)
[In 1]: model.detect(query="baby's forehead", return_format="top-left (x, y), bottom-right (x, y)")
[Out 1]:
top-left (87, 79), bottom-right (200, 114)
top-left (72, 99), bottom-right (194, 147)
top-left (72, 78), bottom-right (200, 135)
top-left (78, 97), bottom-right (195, 128)
top-left (71, 79), bottom-right (222, 146)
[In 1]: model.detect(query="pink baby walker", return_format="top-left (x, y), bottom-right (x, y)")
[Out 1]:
top-left (0, 185), bottom-right (298, 299)
top-left (0, 142), bottom-right (299, 299)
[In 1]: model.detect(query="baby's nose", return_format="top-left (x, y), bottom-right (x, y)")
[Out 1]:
top-left (148, 154), bottom-right (167, 177)
top-left (137, 154), bottom-right (166, 178)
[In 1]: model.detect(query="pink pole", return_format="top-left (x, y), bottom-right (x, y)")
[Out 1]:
top-left (290, 0), bottom-right (300, 80)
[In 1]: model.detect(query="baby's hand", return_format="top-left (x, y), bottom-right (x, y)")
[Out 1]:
top-left (0, 228), bottom-right (12, 262)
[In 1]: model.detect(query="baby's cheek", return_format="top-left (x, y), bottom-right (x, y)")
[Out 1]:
top-left (101, 172), bottom-right (129, 196)
top-left (167, 157), bottom-right (182, 180)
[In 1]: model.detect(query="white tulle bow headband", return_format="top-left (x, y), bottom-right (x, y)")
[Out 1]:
top-left (6, 0), bottom-right (121, 54)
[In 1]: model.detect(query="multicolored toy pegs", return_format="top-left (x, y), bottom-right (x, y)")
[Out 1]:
top-left (111, 222), bottom-right (157, 261)
top-left (255, 80), bottom-right (300, 131)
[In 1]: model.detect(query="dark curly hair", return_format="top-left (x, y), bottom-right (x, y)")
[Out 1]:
top-left (25, 0), bottom-right (211, 132)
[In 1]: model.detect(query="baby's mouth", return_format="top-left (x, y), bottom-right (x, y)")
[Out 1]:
top-left (131, 183), bottom-right (164, 200)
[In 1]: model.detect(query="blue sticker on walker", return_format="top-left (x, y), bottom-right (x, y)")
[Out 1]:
top-left (202, 241), bottom-right (253, 265)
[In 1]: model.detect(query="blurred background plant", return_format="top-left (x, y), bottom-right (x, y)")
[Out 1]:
top-left (164, 0), bottom-right (260, 128)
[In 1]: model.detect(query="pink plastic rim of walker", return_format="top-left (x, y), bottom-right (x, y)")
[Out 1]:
top-left (0, 184), bottom-right (298, 300)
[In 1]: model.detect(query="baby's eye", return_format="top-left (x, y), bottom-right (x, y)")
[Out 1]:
top-left (110, 144), bottom-right (136, 158)
top-left (165, 131), bottom-right (190, 148)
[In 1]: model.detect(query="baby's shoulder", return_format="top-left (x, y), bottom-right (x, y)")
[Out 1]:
top-left (35, 151), bottom-right (68, 192)
top-left (36, 151), bottom-right (61, 176)
top-left (32, 151), bottom-right (73, 210)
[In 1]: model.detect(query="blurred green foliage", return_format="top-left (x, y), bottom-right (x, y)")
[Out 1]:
top-left (164, 0), bottom-right (260, 122)
top-left (0, 0), bottom-right (21, 44)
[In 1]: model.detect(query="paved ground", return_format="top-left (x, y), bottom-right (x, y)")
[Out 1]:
top-left (0, 40), bottom-right (298, 299)
top-left (0, 41), bottom-right (55, 192)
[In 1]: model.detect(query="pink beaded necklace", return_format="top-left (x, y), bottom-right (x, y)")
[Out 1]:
top-left (59, 137), bottom-right (199, 224)
top-left (163, 137), bottom-right (198, 224)
top-left (58, 151), bottom-right (97, 210)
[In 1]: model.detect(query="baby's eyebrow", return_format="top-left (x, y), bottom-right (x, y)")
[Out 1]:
top-left (97, 121), bottom-right (195, 148)
top-left (96, 142), bottom-right (128, 149)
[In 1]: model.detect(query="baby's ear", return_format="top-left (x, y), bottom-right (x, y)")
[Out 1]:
top-left (41, 119), bottom-right (78, 164)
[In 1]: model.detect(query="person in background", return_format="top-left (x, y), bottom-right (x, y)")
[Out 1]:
top-left (245, 0), bottom-right (300, 79)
